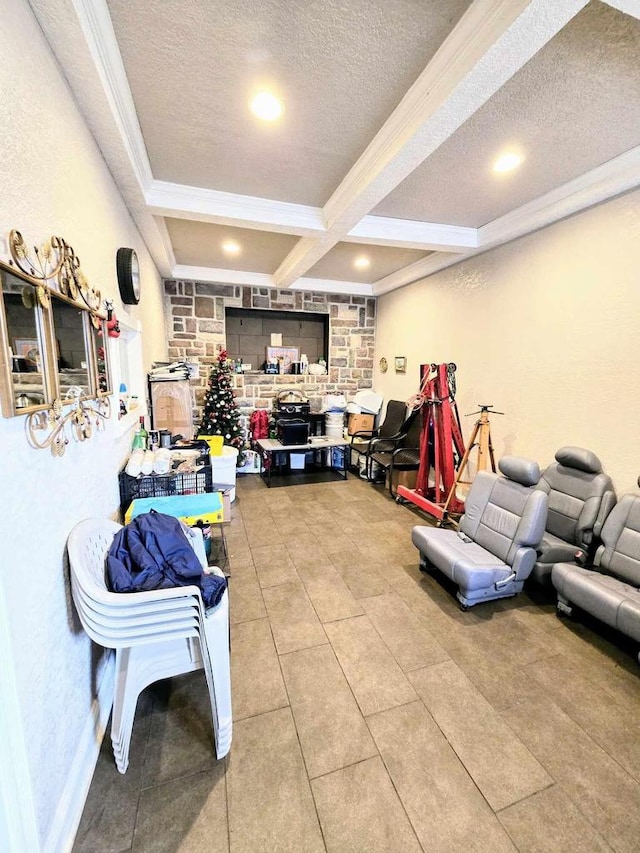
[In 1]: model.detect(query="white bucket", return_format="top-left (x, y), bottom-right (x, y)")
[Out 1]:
top-left (210, 445), bottom-right (238, 502)
top-left (358, 455), bottom-right (379, 480)
top-left (325, 412), bottom-right (344, 439)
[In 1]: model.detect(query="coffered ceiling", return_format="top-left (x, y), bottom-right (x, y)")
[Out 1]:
top-left (30, 0), bottom-right (640, 296)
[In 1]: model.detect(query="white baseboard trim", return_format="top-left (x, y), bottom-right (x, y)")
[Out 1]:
top-left (43, 653), bottom-right (115, 853)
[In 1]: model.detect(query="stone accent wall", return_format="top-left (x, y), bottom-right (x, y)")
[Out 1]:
top-left (164, 281), bottom-right (376, 416)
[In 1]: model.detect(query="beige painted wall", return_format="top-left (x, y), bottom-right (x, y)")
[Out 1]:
top-left (0, 0), bottom-right (167, 848)
top-left (375, 188), bottom-right (640, 495)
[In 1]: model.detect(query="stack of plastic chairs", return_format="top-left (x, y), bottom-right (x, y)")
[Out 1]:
top-left (67, 518), bottom-right (232, 774)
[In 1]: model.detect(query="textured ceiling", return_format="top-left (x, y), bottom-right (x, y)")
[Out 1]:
top-left (374, 1), bottom-right (640, 227)
top-left (306, 242), bottom-right (430, 284)
top-left (33, 0), bottom-right (640, 295)
top-left (165, 219), bottom-right (298, 272)
top-left (107, 0), bottom-right (472, 205)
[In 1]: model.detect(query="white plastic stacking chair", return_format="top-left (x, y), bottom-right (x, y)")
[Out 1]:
top-left (67, 518), bottom-right (232, 774)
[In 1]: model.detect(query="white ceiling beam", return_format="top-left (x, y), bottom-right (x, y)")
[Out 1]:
top-left (170, 266), bottom-right (373, 296)
top-left (273, 0), bottom-right (589, 288)
top-left (171, 266), bottom-right (273, 288)
top-left (293, 278), bottom-right (374, 296)
top-left (346, 216), bottom-right (477, 252)
top-left (146, 181), bottom-right (478, 252)
top-left (603, 0), bottom-right (640, 21)
top-left (147, 181), bottom-right (326, 237)
top-left (155, 138), bottom-right (640, 288)
top-left (41, 0), bottom-right (630, 298)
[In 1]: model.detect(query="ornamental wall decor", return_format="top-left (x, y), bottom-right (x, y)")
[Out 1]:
top-left (0, 229), bottom-right (112, 455)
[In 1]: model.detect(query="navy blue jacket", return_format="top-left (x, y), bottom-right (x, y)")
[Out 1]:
top-left (107, 511), bottom-right (226, 608)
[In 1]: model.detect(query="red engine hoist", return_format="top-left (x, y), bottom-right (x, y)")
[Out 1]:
top-left (397, 362), bottom-right (466, 523)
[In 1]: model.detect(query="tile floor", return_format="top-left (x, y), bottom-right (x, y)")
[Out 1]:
top-left (74, 473), bottom-right (640, 853)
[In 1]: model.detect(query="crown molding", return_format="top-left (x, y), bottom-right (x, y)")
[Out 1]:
top-left (170, 266), bottom-right (374, 296)
top-left (43, 0), bottom-right (631, 302)
top-left (153, 215), bottom-right (176, 274)
top-left (275, 0), bottom-right (589, 287)
top-left (347, 216), bottom-right (477, 251)
top-left (374, 144), bottom-right (640, 295)
top-left (479, 144), bottom-right (640, 249)
top-left (171, 266), bottom-right (274, 287)
top-left (30, 0), bottom-right (174, 275)
top-left (146, 182), bottom-right (479, 252)
top-left (147, 181), bottom-right (326, 236)
top-left (373, 252), bottom-right (466, 295)
top-left (294, 278), bottom-right (374, 295)
top-left (603, 0), bottom-right (640, 20)
top-left (71, 0), bottom-right (153, 192)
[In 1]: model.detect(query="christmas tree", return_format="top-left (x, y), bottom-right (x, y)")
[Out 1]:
top-left (199, 350), bottom-right (244, 452)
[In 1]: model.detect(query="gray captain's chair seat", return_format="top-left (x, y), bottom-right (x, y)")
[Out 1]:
top-left (412, 456), bottom-right (548, 609)
top-left (533, 446), bottom-right (616, 585)
top-left (552, 489), bottom-right (640, 654)
top-left (537, 530), bottom-right (585, 565)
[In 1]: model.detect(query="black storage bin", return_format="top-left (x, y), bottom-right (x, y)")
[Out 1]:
top-left (119, 465), bottom-right (214, 514)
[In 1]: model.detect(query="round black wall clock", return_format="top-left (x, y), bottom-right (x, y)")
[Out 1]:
top-left (116, 248), bottom-right (140, 304)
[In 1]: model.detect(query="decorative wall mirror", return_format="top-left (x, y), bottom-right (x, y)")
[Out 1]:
top-left (89, 316), bottom-right (110, 395)
top-left (0, 264), bottom-right (49, 413)
top-left (50, 293), bottom-right (92, 401)
top-left (0, 230), bottom-right (112, 454)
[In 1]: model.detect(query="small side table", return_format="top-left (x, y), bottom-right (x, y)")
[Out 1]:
top-left (256, 436), bottom-right (349, 487)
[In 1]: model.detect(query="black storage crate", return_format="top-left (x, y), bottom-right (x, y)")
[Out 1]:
top-left (119, 464), bottom-right (213, 513)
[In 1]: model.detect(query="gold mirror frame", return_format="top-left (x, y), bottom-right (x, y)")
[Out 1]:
top-left (0, 230), bottom-right (112, 455)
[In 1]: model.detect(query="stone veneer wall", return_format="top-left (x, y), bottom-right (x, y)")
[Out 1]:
top-left (164, 281), bottom-right (376, 416)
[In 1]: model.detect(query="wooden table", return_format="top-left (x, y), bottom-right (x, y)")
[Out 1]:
top-left (256, 436), bottom-right (349, 487)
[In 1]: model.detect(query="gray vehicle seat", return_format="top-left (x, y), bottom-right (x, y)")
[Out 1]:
top-left (552, 488), bottom-right (640, 658)
top-left (532, 446), bottom-right (616, 585)
top-left (411, 456), bottom-right (548, 609)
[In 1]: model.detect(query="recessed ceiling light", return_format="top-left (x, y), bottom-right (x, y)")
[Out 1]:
top-left (493, 152), bottom-right (524, 173)
top-left (250, 91), bottom-right (284, 122)
top-left (222, 240), bottom-right (241, 255)
top-left (354, 256), bottom-right (370, 269)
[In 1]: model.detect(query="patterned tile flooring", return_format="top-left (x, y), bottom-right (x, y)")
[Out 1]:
top-left (74, 474), bottom-right (640, 852)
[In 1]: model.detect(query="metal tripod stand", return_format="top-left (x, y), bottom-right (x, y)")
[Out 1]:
top-left (440, 405), bottom-right (503, 524)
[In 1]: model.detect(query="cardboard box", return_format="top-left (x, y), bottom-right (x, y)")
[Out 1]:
top-left (347, 413), bottom-right (375, 435)
top-left (386, 468), bottom-right (418, 492)
top-left (151, 379), bottom-right (194, 438)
